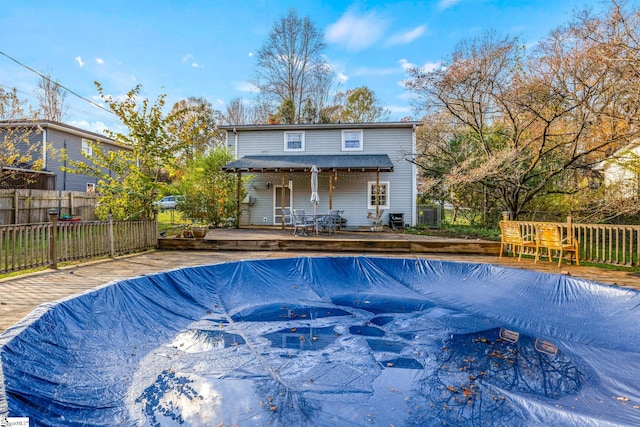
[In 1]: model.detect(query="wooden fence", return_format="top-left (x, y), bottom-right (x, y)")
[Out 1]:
top-left (0, 216), bottom-right (157, 274)
top-left (0, 189), bottom-right (98, 225)
top-left (505, 216), bottom-right (640, 267)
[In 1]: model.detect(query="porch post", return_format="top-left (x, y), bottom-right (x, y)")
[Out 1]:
top-left (236, 172), bottom-right (242, 229)
top-left (375, 170), bottom-right (380, 217)
top-left (281, 172), bottom-right (286, 229)
top-left (329, 172), bottom-right (333, 211)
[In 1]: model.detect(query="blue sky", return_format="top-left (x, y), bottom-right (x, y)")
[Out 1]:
top-left (0, 0), bottom-right (598, 134)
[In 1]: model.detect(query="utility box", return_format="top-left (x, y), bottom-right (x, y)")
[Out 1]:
top-left (389, 213), bottom-right (404, 230)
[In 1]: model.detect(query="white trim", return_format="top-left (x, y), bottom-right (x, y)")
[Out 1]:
top-left (284, 131), bottom-right (305, 152)
top-left (367, 181), bottom-right (390, 210)
top-left (81, 138), bottom-right (93, 156)
top-left (342, 129), bottom-right (363, 151)
top-left (273, 184), bottom-right (293, 225)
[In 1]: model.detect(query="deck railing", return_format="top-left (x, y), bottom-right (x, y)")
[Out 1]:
top-left (0, 216), bottom-right (157, 274)
top-left (504, 216), bottom-right (640, 267)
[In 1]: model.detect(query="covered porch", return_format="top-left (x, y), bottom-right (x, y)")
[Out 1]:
top-left (222, 154), bottom-right (394, 229)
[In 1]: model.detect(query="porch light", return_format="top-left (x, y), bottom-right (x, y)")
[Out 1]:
top-left (266, 182), bottom-right (271, 189)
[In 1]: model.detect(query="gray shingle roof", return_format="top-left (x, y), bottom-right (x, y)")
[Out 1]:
top-left (222, 154), bottom-right (394, 172)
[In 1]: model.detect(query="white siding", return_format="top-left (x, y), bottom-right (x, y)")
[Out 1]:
top-left (236, 125), bottom-right (416, 227)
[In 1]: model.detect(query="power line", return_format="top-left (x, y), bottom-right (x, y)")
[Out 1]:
top-left (0, 49), bottom-right (117, 117)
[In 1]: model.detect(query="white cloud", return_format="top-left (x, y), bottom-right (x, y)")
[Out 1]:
top-left (336, 72), bottom-right (349, 83)
top-left (182, 54), bottom-right (193, 63)
top-left (438, 0), bottom-right (462, 10)
top-left (399, 59), bottom-right (416, 71)
top-left (420, 61), bottom-right (441, 72)
top-left (248, 52), bottom-right (253, 57)
top-left (234, 81), bottom-right (259, 93)
top-left (399, 59), bottom-right (441, 73)
top-left (96, 58), bottom-right (104, 65)
top-left (68, 120), bottom-right (109, 135)
top-left (326, 10), bottom-right (387, 51)
top-left (192, 62), bottom-right (204, 68)
top-left (386, 25), bottom-right (427, 46)
top-left (75, 56), bottom-right (84, 67)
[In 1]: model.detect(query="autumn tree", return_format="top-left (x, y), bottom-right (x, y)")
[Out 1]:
top-left (251, 9), bottom-right (334, 123)
top-left (62, 83), bottom-right (186, 220)
top-left (175, 148), bottom-right (240, 225)
top-left (0, 88), bottom-right (43, 187)
top-left (167, 97), bottom-right (224, 164)
top-left (341, 86), bottom-right (390, 123)
top-left (405, 27), bottom-right (640, 221)
top-left (34, 73), bottom-right (68, 121)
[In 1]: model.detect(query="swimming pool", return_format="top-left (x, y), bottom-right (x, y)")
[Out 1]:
top-left (1, 256), bottom-right (639, 426)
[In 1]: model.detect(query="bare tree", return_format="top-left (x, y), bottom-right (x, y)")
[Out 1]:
top-left (251, 9), bottom-right (334, 123)
top-left (405, 26), bottom-right (640, 220)
top-left (224, 97), bottom-right (252, 125)
top-left (34, 72), bottom-right (68, 121)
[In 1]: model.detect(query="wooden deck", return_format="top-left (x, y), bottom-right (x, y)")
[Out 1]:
top-left (158, 226), bottom-right (501, 255)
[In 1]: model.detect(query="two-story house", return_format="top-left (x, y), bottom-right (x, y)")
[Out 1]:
top-left (220, 122), bottom-right (420, 229)
top-left (0, 120), bottom-right (132, 192)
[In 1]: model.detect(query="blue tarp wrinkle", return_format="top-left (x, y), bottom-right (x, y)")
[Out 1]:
top-left (1, 256), bottom-right (638, 426)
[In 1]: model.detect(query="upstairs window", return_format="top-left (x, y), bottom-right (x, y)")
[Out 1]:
top-left (284, 131), bottom-right (305, 151)
top-left (342, 130), bottom-right (363, 151)
top-left (81, 139), bottom-right (93, 157)
top-left (368, 181), bottom-right (389, 209)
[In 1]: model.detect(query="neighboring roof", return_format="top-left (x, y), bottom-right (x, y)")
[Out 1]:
top-left (0, 119), bottom-right (131, 151)
top-left (218, 121), bottom-right (421, 132)
top-left (222, 154), bottom-right (395, 172)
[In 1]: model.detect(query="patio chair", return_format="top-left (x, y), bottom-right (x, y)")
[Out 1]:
top-left (319, 211), bottom-right (339, 234)
top-left (499, 220), bottom-right (536, 261)
top-left (367, 210), bottom-right (384, 231)
top-left (534, 222), bottom-right (580, 267)
top-left (292, 209), bottom-right (313, 236)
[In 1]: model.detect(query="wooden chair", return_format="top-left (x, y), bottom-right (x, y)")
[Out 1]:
top-left (499, 220), bottom-right (535, 261)
top-left (534, 222), bottom-right (580, 267)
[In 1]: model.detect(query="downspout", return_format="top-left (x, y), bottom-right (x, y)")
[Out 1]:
top-left (38, 125), bottom-right (47, 170)
top-left (233, 127), bottom-right (238, 158)
top-left (411, 124), bottom-right (417, 227)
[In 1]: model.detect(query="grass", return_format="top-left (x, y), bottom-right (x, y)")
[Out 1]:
top-left (406, 223), bottom-right (501, 241)
top-left (157, 210), bottom-right (191, 237)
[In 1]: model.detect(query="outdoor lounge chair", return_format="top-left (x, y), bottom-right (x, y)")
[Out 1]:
top-left (499, 220), bottom-right (536, 261)
top-left (534, 222), bottom-right (580, 267)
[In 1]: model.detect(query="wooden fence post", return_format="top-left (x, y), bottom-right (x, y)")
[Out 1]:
top-left (567, 215), bottom-right (573, 244)
top-left (14, 190), bottom-right (19, 224)
top-left (502, 211), bottom-right (510, 221)
top-left (48, 210), bottom-right (58, 269)
top-left (109, 213), bottom-right (115, 258)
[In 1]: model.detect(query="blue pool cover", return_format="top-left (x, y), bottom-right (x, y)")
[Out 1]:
top-left (1, 256), bottom-right (639, 426)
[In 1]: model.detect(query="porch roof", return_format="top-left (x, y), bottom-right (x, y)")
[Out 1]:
top-left (222, 154), bottom-right (394, 173)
